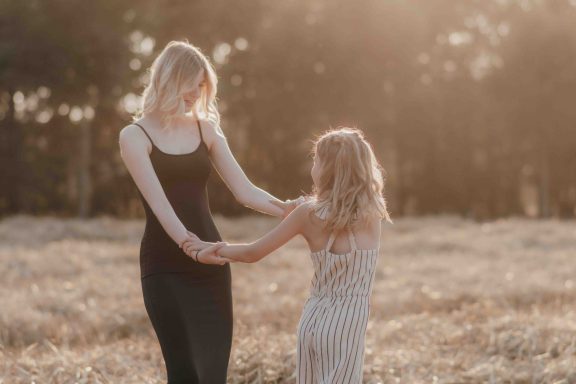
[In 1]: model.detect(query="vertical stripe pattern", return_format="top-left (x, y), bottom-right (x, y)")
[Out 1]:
top-left (296, 228), bottom-right (378, 384)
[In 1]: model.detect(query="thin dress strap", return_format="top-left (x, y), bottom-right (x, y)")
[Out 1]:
top-left (347, 228), bottom-right (357, 251)
top-left (132, 123), bottom-right (155, 147)
top-left (196, 119), bottom-right (204, 143)
top-left (325, 233), bottom-right (337, 252)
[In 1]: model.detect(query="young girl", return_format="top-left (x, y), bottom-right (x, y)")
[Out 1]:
top-left (189, 127), bottom-right (392, 384)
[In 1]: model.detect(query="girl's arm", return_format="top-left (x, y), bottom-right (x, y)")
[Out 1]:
top-left (200, 119), bottom-right (284, 217)
top-left (217, 203), bottom-right (310, 263)
top-left (180, 195), bottom-right (307, 254)
top-left (119, 125), bottom-right (194, 247)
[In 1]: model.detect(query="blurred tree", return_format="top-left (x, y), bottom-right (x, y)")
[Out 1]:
top-left (0, 0), bottom-right (143, 217)
top-left (1, 0), bottom-right (575, 219)
top-left (488, 1), bottom-right (576, 217)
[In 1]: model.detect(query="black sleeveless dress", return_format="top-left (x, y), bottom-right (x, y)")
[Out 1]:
top-left (132, 121), bottom-right (232, 384)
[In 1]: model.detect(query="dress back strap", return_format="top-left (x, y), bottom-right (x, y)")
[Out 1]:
top-left (325, 229), bottom-right (357, 253)
top-left (196, 120), bottom-right (204, 143)
top-left (132, 123), bottom-right (155, 146)
top-left (325, 233), bottom-right (337, 252)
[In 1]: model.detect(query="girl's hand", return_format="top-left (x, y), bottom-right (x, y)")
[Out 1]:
top-left (270, 196), bottom-right (308, 218)
top-left (218, 256), bottom-right (238, 264)
top-left (196, 242), bottom-right (228, 265)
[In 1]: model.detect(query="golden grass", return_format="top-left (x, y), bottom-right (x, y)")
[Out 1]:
top-left (1, 215), bottom-right (575, 383)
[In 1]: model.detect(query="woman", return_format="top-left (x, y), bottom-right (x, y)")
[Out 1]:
top-left (119, 40), bottom-right (293, 383)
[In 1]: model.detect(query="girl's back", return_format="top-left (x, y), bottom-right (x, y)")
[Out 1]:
top-left (301, 205), bottom-right (382, 256)
top-left (300, 205), bottom-right (381, 299)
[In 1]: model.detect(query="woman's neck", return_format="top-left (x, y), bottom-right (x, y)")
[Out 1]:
top-left (143, 111), bottom-right (199, 132)
top-left (142, 111), bottom-right (165, 126)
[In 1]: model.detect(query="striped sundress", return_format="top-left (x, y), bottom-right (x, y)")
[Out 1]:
top-left (296, 224), bottom-right (379, 384)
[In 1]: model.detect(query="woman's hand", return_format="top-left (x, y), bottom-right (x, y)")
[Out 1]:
top-left (180, 230), bottom-right (213, 253)
top-left (196, 242), bottom-right (228, 265)
top-left (270, 196), bottom-right (308, 218)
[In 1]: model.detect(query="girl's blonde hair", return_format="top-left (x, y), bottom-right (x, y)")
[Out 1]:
top-left (136, 40), bottom-right (219, 125)
top-left (312, 127), bottom-right (392, 231)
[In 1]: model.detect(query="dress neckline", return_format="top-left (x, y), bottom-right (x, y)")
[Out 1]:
top-left (151, 141), bottom-right (206, 157)
top-left (132, 120), bottom-right (206, 156)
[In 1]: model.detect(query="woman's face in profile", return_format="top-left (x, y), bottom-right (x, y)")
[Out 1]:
top-left (182, 69), bottom-right (206, 110)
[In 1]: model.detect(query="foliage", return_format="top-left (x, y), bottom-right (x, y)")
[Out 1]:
top-left (1, 0), bottom-right (575, 218)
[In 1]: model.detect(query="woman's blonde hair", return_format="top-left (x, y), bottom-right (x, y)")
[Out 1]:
top-left (136, 40), bottom-right (219, 124)
top-left (312, 127), bottom-right (392, 231)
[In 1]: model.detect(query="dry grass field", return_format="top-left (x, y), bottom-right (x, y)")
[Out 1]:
top-left (1, 215), bottom-right (575, 383)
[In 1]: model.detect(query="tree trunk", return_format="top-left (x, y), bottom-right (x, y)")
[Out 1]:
top-left (77, 119), bottom-right (92, 218)
top-left (1, 89), bottom-right (23, 214)
top-left (538, 145), bottom-right (551, 218)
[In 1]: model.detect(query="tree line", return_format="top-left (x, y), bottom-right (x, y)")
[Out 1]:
top-left (1, 0), bottom-right (575, 219)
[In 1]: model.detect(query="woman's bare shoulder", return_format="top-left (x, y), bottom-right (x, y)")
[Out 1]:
top-left (197, 116), bottom-right (225, 150)
top-left (118, 123), bottom-right (150, 153)
top-left (198, 116), bottom-right (224, 135)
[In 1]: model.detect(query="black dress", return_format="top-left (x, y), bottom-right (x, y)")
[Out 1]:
top-left (132, 121), bottom-right (232, 384)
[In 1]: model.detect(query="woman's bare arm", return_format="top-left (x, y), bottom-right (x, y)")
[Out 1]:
top-left (119, 124), bottom-right (193, 247)
top-left (200, 119), bottom-right (284, 217)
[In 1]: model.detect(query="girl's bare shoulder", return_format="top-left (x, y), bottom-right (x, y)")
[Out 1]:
top-left (352, 216), bottom-right (382, 248)
top-left (298, 202), bottom-right (332, 236)
top-left (291, 201), bottom-right (316, 221)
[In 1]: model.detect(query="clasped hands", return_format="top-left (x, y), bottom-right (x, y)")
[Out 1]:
top-left (179, 196), bottom-right (307, 265)
top-left (179, 233), bottom-right (229, 265)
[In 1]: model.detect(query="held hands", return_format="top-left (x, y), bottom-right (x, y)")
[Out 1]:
top-left (198, 242), bottom-right (229, 265)
top-left (180, 230), bottom-right (213, 251)
top-left (179, 231), bottom-right (229, 265)
top-left (182, 240), bottom-right (238, 265)
top-left (184, 241), bottom-right (229, 265)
